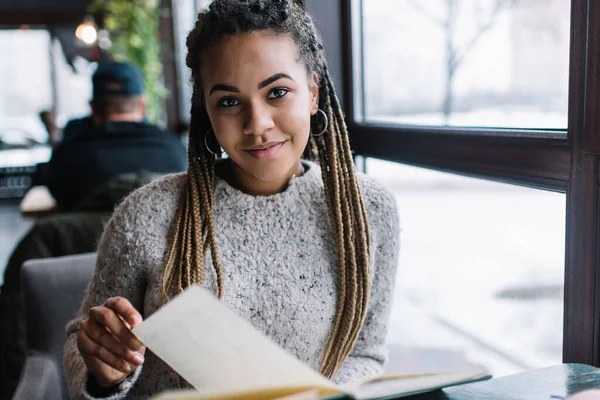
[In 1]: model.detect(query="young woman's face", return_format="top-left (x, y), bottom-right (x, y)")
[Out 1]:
top-left (201, 32), bottom-right (319, 187)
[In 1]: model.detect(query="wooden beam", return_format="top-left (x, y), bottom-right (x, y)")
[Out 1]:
top-left (0, 11), bottom-right (85, 27)
top-left (563, 0), bottom-right (600, 366)
top-left (159, 0), bottom-right (182, 134)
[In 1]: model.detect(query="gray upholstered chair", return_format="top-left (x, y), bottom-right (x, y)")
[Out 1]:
top-left (13, 253), bottom-right (96, 400)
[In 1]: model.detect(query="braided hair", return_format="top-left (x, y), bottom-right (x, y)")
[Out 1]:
top-left (162, 0), bottom-right (371, 379)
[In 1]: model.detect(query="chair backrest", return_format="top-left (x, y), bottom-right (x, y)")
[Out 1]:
top-left (21, 253), bottom-right (96, 375)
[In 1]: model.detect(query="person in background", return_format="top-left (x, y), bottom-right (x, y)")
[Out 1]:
top-left (44, 61), bottom-right (187, 211)
top-left (38, 110), bottom-right (60, 147)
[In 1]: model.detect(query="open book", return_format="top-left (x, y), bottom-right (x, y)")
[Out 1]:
top-left (132, 285), bottom-right (490, 400)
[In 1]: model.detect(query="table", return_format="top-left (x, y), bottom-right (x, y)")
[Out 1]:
top-left (19, 185), bottom-right (57, 218)
top-left (404, 364), bottom-right (600, 400)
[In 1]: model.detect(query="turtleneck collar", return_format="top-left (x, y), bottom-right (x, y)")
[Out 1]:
top-left (214, 159), bottom-right (322, 206)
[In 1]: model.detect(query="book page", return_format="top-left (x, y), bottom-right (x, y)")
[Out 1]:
top-left (133, 285), bottom-right (339, 399)
top-left (343, 363), bottom-right (491, 400)
top-left (151, 388), bottom-right (343, 400)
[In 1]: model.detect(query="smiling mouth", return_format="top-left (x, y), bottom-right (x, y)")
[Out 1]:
top-left (244, 141), bottom-right (287, 159)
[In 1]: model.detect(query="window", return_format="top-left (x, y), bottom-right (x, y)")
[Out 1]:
top-left (172, 0), bottom-right (201, 124)
top-left (356, 0), bottom-right (570, 130)
top-left (196, 0), bottom-right (212, 10)
top-left (53, 38), bottom-right (95, 128)
top-left (368, 158), bottom-right (565, 376)
top-left (0, 29), bottom-right (95, 147)
top-left (0, 30), bottom-right (53, 145)
top-left (306, 0), bottom-right (600, 369)
top-left (172, 0), bottom-right (214, 124)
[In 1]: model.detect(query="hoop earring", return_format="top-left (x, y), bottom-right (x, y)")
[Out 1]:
top-left (311, 109), bottom-right (329, 137)
top-left (204, 129), bottom-right (221, 156)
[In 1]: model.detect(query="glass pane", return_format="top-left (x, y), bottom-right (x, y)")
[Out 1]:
top-left (0, 30), bottom-right (53, 145)
top-left (196, 0), bottom-right (212, 11)
top-left (358, 0), bottom-right (570, 130)
top-left (53, 39), bottom-right (95, 128)
top-left (173, 0), bottom-right (198, 124)
top-left (366, 158), bottom-right (565, 376)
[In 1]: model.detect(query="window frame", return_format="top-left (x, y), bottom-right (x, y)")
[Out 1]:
top-left (160, 0), bottom-right (182, 134)
top-left (305, 0), bottom-right (600, 367)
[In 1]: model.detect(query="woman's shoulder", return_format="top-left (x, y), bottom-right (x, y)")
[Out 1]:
top-left (110, 172), bottom-right (187, 232)
top-left (356, 172), bottom-right (398, 219)
top-left (355, 172), bottom-right (400, 244)
top-left (355, 173), bottom-right (400, 278)
top-left (122, 172), bottom-right (187, 205)
top-left (302, 161), bottom-right (398, 225)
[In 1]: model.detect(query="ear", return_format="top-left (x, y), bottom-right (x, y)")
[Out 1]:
top-left (309, 72), bottom-right (319, 115)
top-left (89, 100), bottom-right (102, 125)
top-left (138, 95), bottom-right (148, 118)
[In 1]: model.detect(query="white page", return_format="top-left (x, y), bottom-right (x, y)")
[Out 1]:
top-left (343, 363), bottom-right (490, 400)
top-left (133, 285), bottom-right (337, 398)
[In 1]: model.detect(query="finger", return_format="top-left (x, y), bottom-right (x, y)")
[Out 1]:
top-left (81, 320), bottom-right (145, 366)
top-left (104, 297), bottom-right (143, 328)
top-left (78, 328), bottom-right (132, 374)
top-left (88, 306), bottom-right (144, 352)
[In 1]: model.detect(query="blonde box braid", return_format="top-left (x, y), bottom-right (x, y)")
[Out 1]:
top-left (161, 0), bottom-right (371, 379)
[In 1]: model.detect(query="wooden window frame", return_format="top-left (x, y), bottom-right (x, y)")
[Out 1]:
top-left (305, 0), bottom-right (600, 367)
top-left (159, 0), bottom-right (183, 134)
top-left (0, 12), bottom-right (85, 26)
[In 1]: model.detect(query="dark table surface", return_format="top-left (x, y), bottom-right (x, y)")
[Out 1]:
top-left (403, 363), bottom-right (600, 400)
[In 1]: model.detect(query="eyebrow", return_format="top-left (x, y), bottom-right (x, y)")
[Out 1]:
top-left (258, 73), bottom-right (294, 89)
top-left (209, 84), bottom-right (239, 95)
top-left (209, 73), bottom-right (294, 95)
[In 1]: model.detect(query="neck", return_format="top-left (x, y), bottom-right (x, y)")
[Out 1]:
top-left (229, 161), bottom-right (304, 196)
top-left (92, 113), bottom-right (144, 125)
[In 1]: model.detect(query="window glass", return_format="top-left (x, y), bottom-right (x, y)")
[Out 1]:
top-left (367, 158), bottom-right (565, 376)
top-left (173, 0), bottom-right (199, 124)
top-left (53, 39), bottom-right (95, 128)
top-left (0, 30), bottom-right (53, 145)
top-left (196, 0), bottom-right (212, 10)
top-left (357, 0), bottom-right (570, 130)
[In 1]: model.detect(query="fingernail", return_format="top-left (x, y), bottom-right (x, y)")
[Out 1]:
top-left (130, 340), bottom-right (142, 351)
top-left (123, 363), bottom-right (132, 372)
top-left (129, 314), bottom-right (141, 326)
top-left (133, 353), bottom-right (144, 365)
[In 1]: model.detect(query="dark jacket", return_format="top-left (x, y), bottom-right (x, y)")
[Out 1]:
top-left (47, 121), bottom-right (187, 211)
top-left (0, 172), bottom-right (164, 400)
top-left (61, 116), bottom-right (95, 142)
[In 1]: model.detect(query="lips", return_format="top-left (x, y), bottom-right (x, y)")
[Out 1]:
top-left (244, 141), bottom-right (286, 160)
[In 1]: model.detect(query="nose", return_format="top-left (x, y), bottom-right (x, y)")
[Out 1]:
top-left (243, 103), bottom-right (275, 136)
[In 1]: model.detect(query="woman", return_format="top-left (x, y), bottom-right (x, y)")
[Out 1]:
top-left (64, 1), bottom-right (400, 398)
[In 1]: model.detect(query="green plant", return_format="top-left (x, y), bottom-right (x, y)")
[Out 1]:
top-left (89, 0), bottom-right (169, 125)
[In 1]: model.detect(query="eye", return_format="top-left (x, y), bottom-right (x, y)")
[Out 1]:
top-left (268, 88), bottom-right (289, 100)
top-left (218, 97), bottom-right (240, 108)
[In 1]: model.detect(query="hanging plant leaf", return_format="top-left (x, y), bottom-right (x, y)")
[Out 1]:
top-left (88, 0), bottom-right (169, 125)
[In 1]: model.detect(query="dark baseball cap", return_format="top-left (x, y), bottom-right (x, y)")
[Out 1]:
top-left (92, 61), bottom-right (145, 98)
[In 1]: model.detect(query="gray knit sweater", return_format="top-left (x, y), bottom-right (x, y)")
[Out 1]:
top-left (64, 161), bottom-right (400, 400)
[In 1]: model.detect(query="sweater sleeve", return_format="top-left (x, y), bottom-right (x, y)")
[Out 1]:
top-left (332, 178), bottom-right (400, 385)
top-left (63, 196), bottom-right (150, 400)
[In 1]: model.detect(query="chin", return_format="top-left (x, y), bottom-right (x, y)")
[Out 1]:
top-left (237, 155), bottom-right (298, 182)
top-left (246, 162), bottom-right (293, 182)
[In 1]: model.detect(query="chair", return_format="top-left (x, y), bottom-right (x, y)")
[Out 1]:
top-left (12, 253), bottom-right (96, 400)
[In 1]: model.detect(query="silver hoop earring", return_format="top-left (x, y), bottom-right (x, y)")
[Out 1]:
top-left (204, 129), bottom-right (221, 156)
top-left (311, 109), bottom-right (329, 137)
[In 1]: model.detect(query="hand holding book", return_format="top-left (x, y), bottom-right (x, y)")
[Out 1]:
top-left (131, 286), bottom-right (490, 400)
